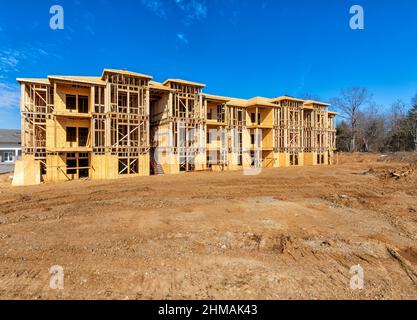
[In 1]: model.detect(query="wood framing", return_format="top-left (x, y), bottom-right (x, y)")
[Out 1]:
top-left (14, 69), bottom-right (337, 186)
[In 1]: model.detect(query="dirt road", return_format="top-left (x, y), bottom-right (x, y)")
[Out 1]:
top-left (0, 153), bottom-right (416, 299)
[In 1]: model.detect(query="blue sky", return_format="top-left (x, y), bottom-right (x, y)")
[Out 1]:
top-left (1, 0), bottom-right (417, 129)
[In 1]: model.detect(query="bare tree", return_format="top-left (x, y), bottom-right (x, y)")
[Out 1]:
top-left (406, 95), bottom-right (417, 151)
top-left (336, 121), bottom-right (351, 151)
top-left (388, 100), bottom-right (407, 151)
top-left (358, 102), bottom-right (386, 152)
top-left (331, 87), bottom-right (372, 152)
top-left (390, 99), bottom-right (407, 117)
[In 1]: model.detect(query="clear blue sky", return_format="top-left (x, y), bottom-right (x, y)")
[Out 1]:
top-left (1, 0), bottom-right (417, 129)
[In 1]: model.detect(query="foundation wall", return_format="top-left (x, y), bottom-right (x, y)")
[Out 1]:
top-left (279, 153), bottom-right (290, 167)
top-left (12, 155), bottom-right (41, 186)
top-left (304, 152), bottom-right (330, 166)
top-left (304, 152), bottom-right (316, 166)
top-left (298, 152), bottom-right (304, 166)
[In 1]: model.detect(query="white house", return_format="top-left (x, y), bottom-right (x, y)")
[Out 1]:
top-left (0, 130), bottom-right (21, 164)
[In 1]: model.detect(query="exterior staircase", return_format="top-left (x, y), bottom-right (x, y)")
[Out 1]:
top-left (151, 160), bottom-right (164, 175)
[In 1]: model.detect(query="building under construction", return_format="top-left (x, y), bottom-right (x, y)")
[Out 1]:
top-left (13, 69), bottom-right (336, 186)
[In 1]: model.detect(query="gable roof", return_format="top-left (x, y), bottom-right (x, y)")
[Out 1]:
top-left (270, 95), bottom-right (305, 103)
top-left (48, 76), bottom-right (106, 86)
top-left (149, 80), bottom-right (174, 91)
top-left (303, 100), bottom-right (331, 107)
top-left (101, 69), bottom-right (153, 80)
top-left (226, 98), bottom-right (249, 107)
top-left (246, 97), bottom-right (277, 108)
top-left (203, 93), bottom-right (231, 102)
top-left (17, 78), bottom-right (50, 85)
top-left (0, 130), bottom-right (21, 144)
top-left (163, 79), bottom-right (206, 88)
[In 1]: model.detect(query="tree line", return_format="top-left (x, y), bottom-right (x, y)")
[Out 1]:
top-left (330, 87), bottom-right (417, 152)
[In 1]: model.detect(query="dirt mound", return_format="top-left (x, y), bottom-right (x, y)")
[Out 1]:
top-left (387, 163), bottom-right (417, 180)
top-left (377, 152), bottom-right (417, 164)
top-left (337, 152), bottom-right (381, 164)
top-left (365, 162), bottom-right (417, 181)
top-left (338, 152), bottom-right (417, 166)
top-left (0, 174), bottom-right (12, 184)
top-left (217, 231), bottom-right (297, 254)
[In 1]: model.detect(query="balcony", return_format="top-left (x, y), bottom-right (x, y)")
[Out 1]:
top-left (247, 110), bottom-right (273, 129)
top-left (47, 146), bottom-right (93, 153)
top-left (207, 118), bottom-right (226, 126)
top-left (53, 111), bottom-right (92, 119)
top-left (207, 105), bottom-right (226, 126)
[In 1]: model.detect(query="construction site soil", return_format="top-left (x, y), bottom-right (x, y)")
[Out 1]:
top-left (0, 153), bottom-right (416, 299)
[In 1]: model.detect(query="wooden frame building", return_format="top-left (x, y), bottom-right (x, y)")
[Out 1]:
top-left (13, 69), bottom-right (336, 186)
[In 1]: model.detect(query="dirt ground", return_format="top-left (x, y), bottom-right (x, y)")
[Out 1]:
top-left (0, 153), bottom-right (417, 300)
